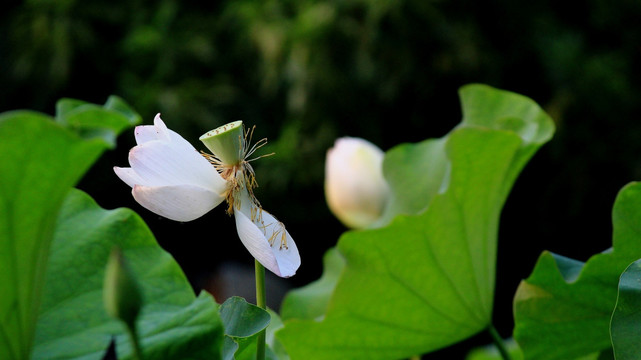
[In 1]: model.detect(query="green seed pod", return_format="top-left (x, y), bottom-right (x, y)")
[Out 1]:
top-left (199, 121), bottom-right (244, 165)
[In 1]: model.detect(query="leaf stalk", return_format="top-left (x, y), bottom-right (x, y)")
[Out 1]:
top-left (488, 324), bottom-right (511, 360)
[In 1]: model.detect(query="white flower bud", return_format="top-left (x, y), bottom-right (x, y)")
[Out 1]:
top-left (325, 137), bottom-right (390, 229)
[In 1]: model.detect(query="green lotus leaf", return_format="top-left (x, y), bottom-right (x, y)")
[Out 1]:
top-left (280, 248), bottom-right (345, 321)
top-left (220, 296), bottom-right (271, 360)
top-left (0, 112), bottom-right (107, 360)
top-left (610, 258), bottom-right (641, 359)
top-left (277, 84), bottom-right (554, 359)
top-left (32, 189), bottom-right (224, 360)
top-left (55, 96), bottom-right (141, 147)
top-left (514, 182), bottom-right (641, 359)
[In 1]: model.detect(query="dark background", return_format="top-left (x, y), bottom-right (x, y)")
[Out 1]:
top-left (2, 0), bottom-right (641, 357)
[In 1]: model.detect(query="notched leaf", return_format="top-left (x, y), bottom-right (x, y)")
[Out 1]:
top-left (514, 182), bottom-right (641, 360)
top-left (219, 296), bottom-right (271, 360)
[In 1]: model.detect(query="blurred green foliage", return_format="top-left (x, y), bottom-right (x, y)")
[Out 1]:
top-left (4, 0), bottom-right (640, 196)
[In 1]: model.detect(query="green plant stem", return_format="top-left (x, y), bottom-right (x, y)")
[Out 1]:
top-left (255, 260), bottom-right (266, 360)
top-left (126, 323), bottom-right (143, 360)
top-left (488, 324), bottom-right (510, 360)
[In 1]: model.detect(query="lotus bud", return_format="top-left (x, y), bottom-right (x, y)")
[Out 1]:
top-left (325, 137), bottom-right (390, 229)
top-left (103, 247), bottom-right (143, 328)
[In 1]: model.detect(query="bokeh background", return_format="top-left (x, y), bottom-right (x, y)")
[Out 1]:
top-left (2, 0), bottom-right (641, 357)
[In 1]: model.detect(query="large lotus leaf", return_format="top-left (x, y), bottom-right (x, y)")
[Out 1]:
top-left (0, 112), bottom-right (107, 360)
top-left (280, 248), bottom-right (345, 321)
top-left (32, 189), bottom-right (223, 359)
top-left (279, 85), bottom-right (554, 333)
top-left (514, 182), bottom-right (641, 359)
top-left (611, 258), bottom-right (641, 360)
top-left (278, 128), bottom-right (546, 359)
top-left (277, 85), bottom-right (554, 359)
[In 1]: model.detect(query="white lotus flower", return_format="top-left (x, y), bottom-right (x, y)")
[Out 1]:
top-left (325, 137), bottom-right (390, 229)
top-left (114, 114), bottom-right (300, 278)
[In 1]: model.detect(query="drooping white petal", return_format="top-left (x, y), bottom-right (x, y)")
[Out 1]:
top-left (113, 166), bottom-right (144, 188)
top-left (234, 191), bottom-right (301, 278)
top-left (234, 209), bottom-right (282, 276)
top-left (132, 184), bottom-right (225, 221)
top-left (255, 209), bottom-right (300, 277)
top-left (128, 139), bottom-right (226, 191)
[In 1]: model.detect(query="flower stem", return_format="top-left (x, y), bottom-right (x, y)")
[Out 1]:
top-left (126, 323), bottom-right (143, 360)
top-left (487, 324), bottom-right (511, 360)
top-left (255, 260), bottom-right (266, 360)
